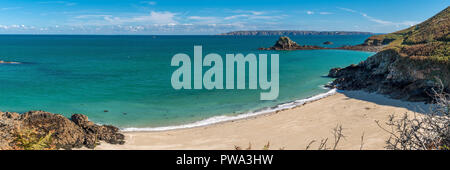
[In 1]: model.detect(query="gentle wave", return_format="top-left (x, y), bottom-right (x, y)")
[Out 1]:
top-left (122, 88), bottom-right (337, 132)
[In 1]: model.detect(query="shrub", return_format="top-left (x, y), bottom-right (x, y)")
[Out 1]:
top-left (376, 84), bottom-right (449, 150)
top-left (13, 127), bottom-right (56, 150)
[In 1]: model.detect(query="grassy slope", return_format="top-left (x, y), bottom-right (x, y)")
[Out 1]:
top-left (364, 7), bottom-right (449, 88)
top-left (367, 6), bottom-right (449, 63)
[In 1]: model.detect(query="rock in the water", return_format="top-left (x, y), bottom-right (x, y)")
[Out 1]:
top-left (259, 36), bottom-right (326, 50)
top-left (323, 41), bottom-right (333, 45)
top-left (273, 36), bottom-right (300, 49)
top-left (0, 60), bottom-right (20, 64)
top-left (0, 111), bottom-right (125, 150)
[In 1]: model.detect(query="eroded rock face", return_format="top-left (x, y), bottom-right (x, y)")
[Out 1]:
top-left (21, 111), bottom-right (86, 149)
top-left (363, 38), bottom-right (395, 46)
top-left (327, 49), bottom-right (448, 102)
top-left (0, 112), bottom-right (22, 149)
top-left (71, 114), bottom-right (125, 148)
top-left (0, 111), bottom-right (125, 150)
top-left (273, 36), bottom-right (300, 49)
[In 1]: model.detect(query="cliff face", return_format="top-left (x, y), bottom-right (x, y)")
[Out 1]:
top-left (219, 31), bottom-right (374, 36)
top-left (328, 7), bottom-right (450, 102)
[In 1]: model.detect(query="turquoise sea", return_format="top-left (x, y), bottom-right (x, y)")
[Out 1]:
top-left (0, 35), bottom-right (374, 130)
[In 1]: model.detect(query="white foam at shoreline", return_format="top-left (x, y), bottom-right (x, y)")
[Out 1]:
top-left (122, 88), bottom-right (337, 132)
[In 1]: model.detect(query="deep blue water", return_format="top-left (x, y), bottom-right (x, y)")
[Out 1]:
top-left (0, 35), bottom-right (374, 128)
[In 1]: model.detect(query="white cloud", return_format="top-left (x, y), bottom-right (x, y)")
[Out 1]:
top-left (188, 16), bottom-right (217, 20)
top-left (74, 15), bottom-right (112, 19)
top-left (39, 1), bottom-right (77, 6)
top-left (319, 12), bottom-right (333, 15)
top-left (230, 10), bottom-right (265, 15)
top-left (0, 7), bottom-right (22, 10)
top-left (338, 7), bottom-right (418, 27)
top-left (224, 14), bottom-right (282, 20)
top-left (73, 11), bottom-right (178, 25)
top-left (141, 1), bottom-right (156, 5)
top-left (224, 14), bottom-right (250, 20)
top-left (306, 11), bottom-right (314, 15)
top-left (337, 7), bottom-right (357, 13)
top-left (129, 11), bottom-right (177, 24)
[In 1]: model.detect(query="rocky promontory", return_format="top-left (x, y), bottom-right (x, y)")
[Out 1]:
top-left (259, 36), bottom-right (326, 50)
top-left (327, 7), bottom-right (449, 102)
top-left (219, 30), bottom-right (374, 36)
top-left (259, 36), bottom-right (385, 52)
top-left (0, 111), bottom-right (125, 150)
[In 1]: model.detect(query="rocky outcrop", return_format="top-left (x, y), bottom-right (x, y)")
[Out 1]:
top-left (363, 37), bottom-right (396, 46)
top-left (327, 49), bottom-right (449, 102)
top-left (259, 36), bottom-right (384, 52)
top-left (327, 7), bottom-right (449, 102)
top-left (335, 44), bottom-right (384, 52)
top-left (219, 31), bottom-right (374, 36)
top-left (259, 36), bottom-right (326, 50)
top-left (0, 111), bottom-right (125, 150)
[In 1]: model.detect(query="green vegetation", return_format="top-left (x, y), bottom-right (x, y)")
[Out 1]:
top-left (362, 7), bottom-right (450, 88)
top-left (367, 7), bottom-right (449, 63)
top-left (13, 127), bottom-right (55, 150)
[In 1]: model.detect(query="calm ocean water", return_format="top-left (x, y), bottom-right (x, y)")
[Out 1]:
top-left (0, 35), bottom-right (374, 129)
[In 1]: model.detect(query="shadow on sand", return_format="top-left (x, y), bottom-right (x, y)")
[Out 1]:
top-left (338, 90), bottom-right (430, 114)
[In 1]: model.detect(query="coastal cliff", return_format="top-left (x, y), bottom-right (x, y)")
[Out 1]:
top-left (219, 30), bottom-right (374, 36)
top-left (0, 111), bottom-right (125, 150)
top-left (328, 7), bottom-right (450, 102)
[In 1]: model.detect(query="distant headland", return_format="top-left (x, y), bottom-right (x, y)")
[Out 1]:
top-left (218, 30), bottom-right (374, 36)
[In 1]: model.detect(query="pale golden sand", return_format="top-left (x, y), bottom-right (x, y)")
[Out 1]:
top-left (95, 91), bottom-right (428, 150)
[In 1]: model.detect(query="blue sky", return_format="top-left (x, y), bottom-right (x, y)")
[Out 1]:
top-left (0, 0), bottom-right (448, 34)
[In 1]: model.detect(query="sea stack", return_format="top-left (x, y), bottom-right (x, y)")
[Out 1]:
top-left (259, 36), bottom-right (326, 50)
top-left (272, 36), bottom-right (301, 49)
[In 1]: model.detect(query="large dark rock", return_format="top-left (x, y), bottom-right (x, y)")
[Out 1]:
top-left (71, 114), bottom-right (125, 148)
top-left (0, 111), bottom-right (125, 150)
top-left (259, 36), bottom-right (326, 50)
top-left (21, 111), bottom-right (86, 149)
top-left (259, 36), bottom-right (382, 52)
top-left (273, 36), bottom-right (300, 49)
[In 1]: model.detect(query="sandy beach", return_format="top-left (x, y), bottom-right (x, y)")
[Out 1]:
top-left (94, 90), bottom-right (428, 150)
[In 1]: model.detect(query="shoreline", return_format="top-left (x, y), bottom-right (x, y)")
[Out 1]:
top-left (95, 90), bottom-right (429, 150)
top-left (122, 89), bottom-right (338, 132)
